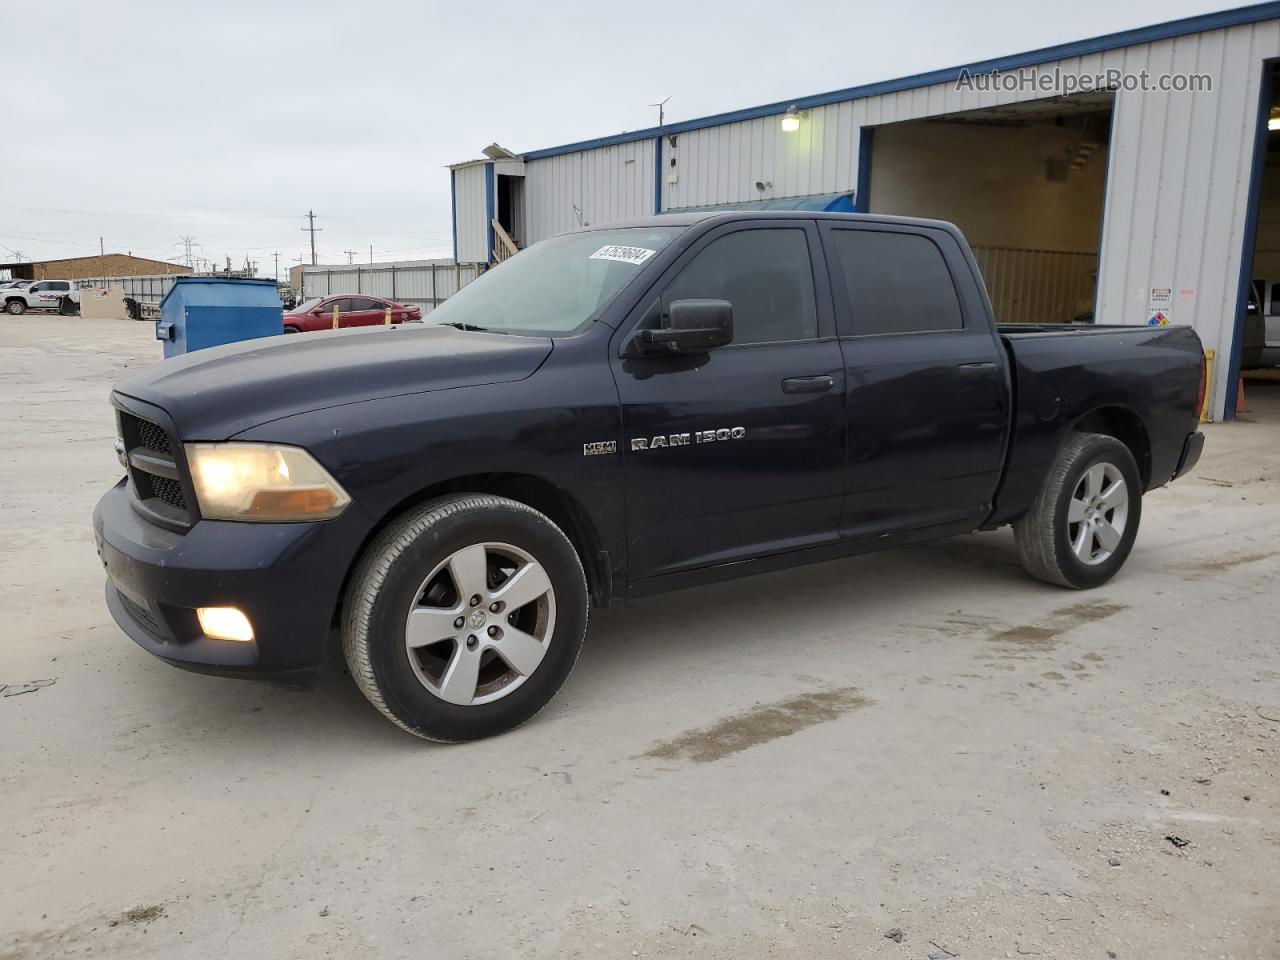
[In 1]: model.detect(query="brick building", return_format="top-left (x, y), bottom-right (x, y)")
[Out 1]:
top-left (1, 254), bottom-right (191, 282)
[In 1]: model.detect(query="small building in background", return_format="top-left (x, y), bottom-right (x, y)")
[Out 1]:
top-left (1, 254), bottom-right (190, 282)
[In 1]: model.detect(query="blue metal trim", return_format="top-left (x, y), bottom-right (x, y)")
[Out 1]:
top-left (653, 136), bottom-right (663, 215)
top-left (854, 128), bottom-right (874, 213)
top-left (450, 169), bottom-right (458, 262)
top-left (484, 162), bottom-right (495, 264)
top-left (1225, 57), bottom-right (1275, 420)
top-left (1088, 94), bottom-right (1120, 325)
top-left (521, 3), bottom-right (1280, 161)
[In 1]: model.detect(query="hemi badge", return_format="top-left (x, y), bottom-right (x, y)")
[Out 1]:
top-left (583, 441), bottom-right (617, 456)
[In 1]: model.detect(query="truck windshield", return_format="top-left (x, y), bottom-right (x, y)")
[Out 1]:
top-left (429, 227), bottom-right (682, 335)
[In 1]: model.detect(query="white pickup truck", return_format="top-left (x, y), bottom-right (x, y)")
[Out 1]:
top-left (3, 280), bottom-right (79, 315)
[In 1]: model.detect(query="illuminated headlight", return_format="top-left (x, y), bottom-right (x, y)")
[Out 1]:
top-left (197, 606), bottom-right (254, 642)
top-left (186, 443), bottom-right (351, 522)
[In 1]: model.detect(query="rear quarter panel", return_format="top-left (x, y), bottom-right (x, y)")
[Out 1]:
top-left (990, 324), bottom-right (1202, 525)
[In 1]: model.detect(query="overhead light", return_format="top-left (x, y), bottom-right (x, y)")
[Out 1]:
top-left (1269, 117), bottom-right (1280, 131)
top-left (781, 105), bottom-right (802, 133)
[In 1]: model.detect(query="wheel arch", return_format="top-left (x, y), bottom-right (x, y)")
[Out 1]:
top-left (1069, 405), bottom-right (1152, 488)
top-left (334, 472), bottom-right (611, 627)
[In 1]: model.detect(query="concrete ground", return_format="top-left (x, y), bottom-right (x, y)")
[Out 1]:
top-left (2, 314), bottom-right (1278, 960)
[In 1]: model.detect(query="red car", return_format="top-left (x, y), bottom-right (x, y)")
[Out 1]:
top-left (284, 294), bottom-right (421, 333)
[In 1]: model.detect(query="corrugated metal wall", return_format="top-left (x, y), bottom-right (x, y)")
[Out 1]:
top-left (525, 139), bottom-right (655, 243)
top-left (456, 19), bottom-right (1279, 417)
top-left (301, 261), bottom-right (483, 315)
top-left (453, 163), bottom-right (490, 263)
top-left (972, 247), bottom-right (1100, 325)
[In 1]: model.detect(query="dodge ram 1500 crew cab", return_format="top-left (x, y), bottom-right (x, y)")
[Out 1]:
top-left (94, 212), bottom-right (1206, 742)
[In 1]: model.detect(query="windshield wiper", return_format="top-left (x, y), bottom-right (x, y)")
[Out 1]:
top-left (439, 321), bottom-right (490, 332)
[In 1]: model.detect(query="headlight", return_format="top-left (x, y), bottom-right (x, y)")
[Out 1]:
top-left (186, 443), bottom-right (351, 522)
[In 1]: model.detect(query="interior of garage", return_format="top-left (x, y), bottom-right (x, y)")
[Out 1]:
top-left (1240, 63), bottom-right (1280, 423)
top-left (866, 92), bottom-right (1114, 326)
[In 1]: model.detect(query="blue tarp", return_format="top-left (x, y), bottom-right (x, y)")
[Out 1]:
top-left (681, 192), bottom-right (856, 213)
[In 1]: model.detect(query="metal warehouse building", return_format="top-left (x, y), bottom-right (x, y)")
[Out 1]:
top-left (450, 2), bottom-right (1280, 420)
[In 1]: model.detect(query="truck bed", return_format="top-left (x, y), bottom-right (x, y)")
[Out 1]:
top-left (990, 322), bottom-right (1203, 526)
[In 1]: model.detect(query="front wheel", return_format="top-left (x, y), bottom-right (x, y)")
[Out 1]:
top-left (1014, 432), bottom-right (1142, 589)
top-left (5, 300), bottom-right (25, 315)
top-left (343, 494), bottom-right (589, 741)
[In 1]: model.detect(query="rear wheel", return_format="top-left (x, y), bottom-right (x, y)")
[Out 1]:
top-left (343, 494), bottom-right (589, 741)
top-left (283, 325), bottom-right (300, 334)
top-left (1014, 432), bottom-right (1142, 589)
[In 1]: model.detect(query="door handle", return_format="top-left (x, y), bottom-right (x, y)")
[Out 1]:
top-left (956, 361), bottom-right (998, 373)
top-left (781, 375), bottom-right (835, 394)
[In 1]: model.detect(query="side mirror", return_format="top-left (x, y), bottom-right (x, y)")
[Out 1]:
top-left (638, 299), bottom-right (733, 354)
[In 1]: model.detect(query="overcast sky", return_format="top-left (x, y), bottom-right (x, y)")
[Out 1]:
top-left (4, 0), bottom-right (1245, 275)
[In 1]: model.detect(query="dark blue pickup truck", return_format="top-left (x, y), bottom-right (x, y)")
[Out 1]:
top-left (94, 212), bottom-right (1206, 741)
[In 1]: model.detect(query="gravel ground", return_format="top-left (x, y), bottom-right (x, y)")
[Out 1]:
top-left (1, 315), bottom-right (1278, 960)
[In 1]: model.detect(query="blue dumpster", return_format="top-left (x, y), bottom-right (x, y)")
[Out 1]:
top-left (156, 277), bottom-right (283, 358)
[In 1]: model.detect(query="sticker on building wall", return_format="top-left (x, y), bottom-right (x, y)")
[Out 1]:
top-left (1179, 289), bottom-right (1196, 300)
top-left (1146, 287), bottom-right (1173, 326)
top-left (590, 245), bottom-right (657, 265)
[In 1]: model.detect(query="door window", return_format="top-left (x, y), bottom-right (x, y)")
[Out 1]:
top-left (663, 228), bottom-right (818, 345)
top-left (323, 298), bottom-right (352, 313)
top-left (351, 297), bottom-right (384, 311)
top-left (830, 230), bottom-right (963, 336)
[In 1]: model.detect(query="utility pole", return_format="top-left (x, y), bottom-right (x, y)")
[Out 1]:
top-left (175, 236), bottom-right (200, 268)
top-left (99, 236), bottom-right (104, 255)
top-left (369, 244), bottom-right (374, 265)
top-left (302, 210), bottom-right (321, 266)
top-left (272, 251), bottom-right (280, 280)
top-left (344, 249), bottom-right (357, 265)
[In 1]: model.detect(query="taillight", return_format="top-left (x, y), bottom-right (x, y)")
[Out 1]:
top-left (1195, 352), bottom-right (1207, 420)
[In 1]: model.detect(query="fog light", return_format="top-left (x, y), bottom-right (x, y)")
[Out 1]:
top-left (197, 606), bottom-right (254, 642)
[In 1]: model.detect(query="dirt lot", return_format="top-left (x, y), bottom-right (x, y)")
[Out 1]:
top-left (2, 315), bottom-right (1278, 960)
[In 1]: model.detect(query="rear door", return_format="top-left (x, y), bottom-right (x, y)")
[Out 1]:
top-left (345, 296), bottom-right (388, 327)
top-left (611, 220), bottom-right (847, 581)
top-left (820, 222), bottom-right (1008, 538)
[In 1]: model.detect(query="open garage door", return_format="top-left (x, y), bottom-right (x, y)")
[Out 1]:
top-left (1238, 62), bottom-right (1280, 422)
top-left (867, 92), bottom-right (1114, 325)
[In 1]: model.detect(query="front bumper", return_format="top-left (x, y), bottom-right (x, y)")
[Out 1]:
top-left (1173, 430), bottom-right (1205, 481)
top-left (93, 479), bottom-right (367, 677)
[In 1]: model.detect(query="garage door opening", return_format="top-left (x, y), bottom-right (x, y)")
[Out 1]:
top-left (1240, 62), bottom-right (1280, 428)
top-left (866, 92), bottom-right (1114, 325)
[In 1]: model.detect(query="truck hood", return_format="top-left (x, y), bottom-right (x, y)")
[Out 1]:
top-left (114, 324), bottom-right (553, 439)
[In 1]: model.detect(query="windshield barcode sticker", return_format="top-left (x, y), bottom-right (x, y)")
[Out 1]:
top-left (590, 245), bottom-right (656, 265)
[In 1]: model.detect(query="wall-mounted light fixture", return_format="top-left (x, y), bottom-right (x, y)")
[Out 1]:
top-left (781, 105), bottom-right (802, 133)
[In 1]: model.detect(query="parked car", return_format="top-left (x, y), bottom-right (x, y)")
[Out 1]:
top-left (94, 211), bottom-right (1205, 742)
top-left (283, 294), bottom-right (420, 332)
top-left (4, 279), bottom-right (77, 315)
top-left (1242, 278), bottom-right (1280, 368)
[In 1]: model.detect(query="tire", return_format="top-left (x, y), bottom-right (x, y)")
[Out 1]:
top-left (1014, 432), bottom-right (1142, 589)
top-left (58, 296), bottom-right (79, 316)
top-left (283, 325), bottom-right (300, 334)
top-left (6, 299), bottom-right (25, 315)
top-left (343, 494), bottom-right (589, 742)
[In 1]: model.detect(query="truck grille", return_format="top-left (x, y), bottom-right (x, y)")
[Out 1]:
top-left (136, 419), bottom-right (172, 456)
top-left (118, 410), bottom-right (193, 527)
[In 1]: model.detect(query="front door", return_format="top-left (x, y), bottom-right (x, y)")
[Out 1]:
top-left (819, 222), bottom-right (1008, 538)
top-left (611, 221), bottom-right (846, 582)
